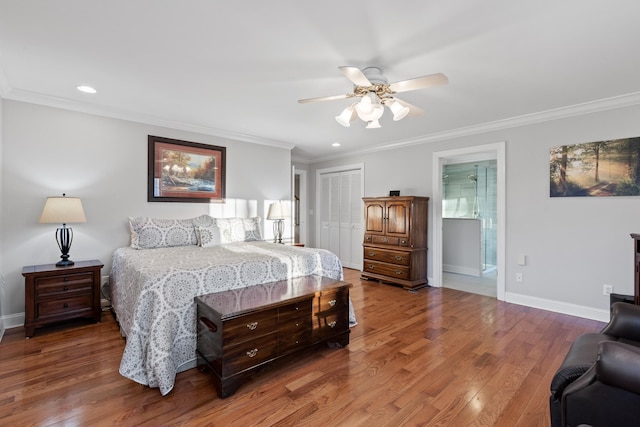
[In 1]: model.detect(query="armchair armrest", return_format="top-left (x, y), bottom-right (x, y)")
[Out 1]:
top-left (601, 302), bottom-right (640, 342)
top-left (596, 341), bottom-right (640, 395)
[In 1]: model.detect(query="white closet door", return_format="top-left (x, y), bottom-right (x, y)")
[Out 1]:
top-left (318, 168), bottom-right (363, 270)
top-left (339, 170), bottom-right (363, 269)
top-left (320, 173), bottom-right (341, 256)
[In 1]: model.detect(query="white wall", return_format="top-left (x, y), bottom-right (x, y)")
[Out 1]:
top-left (1, 100), bottom-right (292, 321)
top-left (308, 104), bottom-right (640, 319)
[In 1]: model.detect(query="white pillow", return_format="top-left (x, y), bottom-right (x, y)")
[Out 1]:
top-left (196, 224), bottom-right (222, 247)
top-left (214, 217), bottom-right (263, 243)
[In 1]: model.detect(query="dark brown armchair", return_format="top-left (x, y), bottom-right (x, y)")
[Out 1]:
top-left (550, 302), bottom-right (640, 427)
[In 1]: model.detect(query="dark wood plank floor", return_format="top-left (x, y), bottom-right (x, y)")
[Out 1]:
top-left (0, 268), bottom-right (605, 426)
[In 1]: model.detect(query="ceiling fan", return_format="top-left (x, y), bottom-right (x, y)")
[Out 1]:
top-left (298, 66), bottom-right (448, 129)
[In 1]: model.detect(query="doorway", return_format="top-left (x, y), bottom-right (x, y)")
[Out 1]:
top-left (432, 142), bottom-right (506, 300)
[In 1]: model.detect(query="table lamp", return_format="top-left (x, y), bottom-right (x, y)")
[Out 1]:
top-left (267, 201), bottom-right (289, 244)
top-left (39, 194), bottom-right (86, 266)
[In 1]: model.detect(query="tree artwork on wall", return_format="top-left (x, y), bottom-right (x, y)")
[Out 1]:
top-left (550, 137), bottom-right (640, 197)
top-left (148, 135), bottom-right (226, 203)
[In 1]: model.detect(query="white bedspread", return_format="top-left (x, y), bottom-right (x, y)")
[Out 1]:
top-left (110, 241), bottom-right (353, 395)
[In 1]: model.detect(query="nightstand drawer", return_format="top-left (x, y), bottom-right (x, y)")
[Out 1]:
top-left (37, 293), bottom-right (93, 319)
top-left (35, 272), bottom-right (94, 297)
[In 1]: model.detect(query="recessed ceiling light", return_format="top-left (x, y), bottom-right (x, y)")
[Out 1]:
top-left (332, 142), bottom-right (341, 147)
top-left (77, 85), bottom-right (97, 94)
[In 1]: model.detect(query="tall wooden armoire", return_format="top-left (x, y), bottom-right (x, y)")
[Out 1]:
top-left (361, 196), bottom-right (429, 290)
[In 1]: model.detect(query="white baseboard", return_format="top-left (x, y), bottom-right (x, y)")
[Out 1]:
top-left (443, 264), bottom-right (481, 277)
top-left (2, 312), bottom-right (25, 329)
top-left (505, 292), bottom-right (610, 323)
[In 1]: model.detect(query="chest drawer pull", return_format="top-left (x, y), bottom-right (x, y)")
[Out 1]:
top-left (246, 348), bottom-right (259, 358)
top-left (328, 299), bottom-right (336, 307)
top-left (395, 270), bottom-right (403, 275)
top-left (394, 256), bottom-right (404, 261)
top-left (328, 321), bottom-right (337, 328)
top-left (246, 321), bottom-right (258, 330)
top-left (381, 237), bottom-right (389, 243)
top-left (63, 277), bottom-right (69, 282)
top-left (368, 264), bottom-right (375, 269)
top-left (199, 316), bottom-right (217, 333)
top-left (63, 286), bottom-right (69, 291)
top-left (63, 303), bottom-right (69, 308)
top-left (368, 251), bottom-right (376, 257)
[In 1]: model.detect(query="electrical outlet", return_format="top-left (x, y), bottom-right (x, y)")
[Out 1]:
top-left (603, 284), bottom-right (613, 295)
top-left (101, 275), bottom-right (110, 287)
top-left (515, 273), bottom-right (523, 283)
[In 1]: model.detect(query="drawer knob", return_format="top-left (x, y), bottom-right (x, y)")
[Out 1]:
top-left (328, 321), bottom-right (337, 328)
top-left (395, 270), bottom-right (402, 275)
top-left (368, 251), bottom-right (375, 257)
top-left (368, 265), bottom-right (374, 270)
top-left (395, 256), bottom-right (403, 261)
top-left (246, 348), bottom-right (258, 358)
top-left (246, 322), bottom-right (258, 330)
top-left (63, 303), bottom-right (69, 308)
top-left (328, 299), bottom-right (336, 307)
top-left (63, 278), bottom-right (69, 282)
top-left (63, 286), bottom-right (69, 291)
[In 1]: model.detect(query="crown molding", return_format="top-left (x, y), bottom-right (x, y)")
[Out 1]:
top-left (309, 91), bottom-right (640, 163)
top-left (3, 88), bottom-right (295, 151)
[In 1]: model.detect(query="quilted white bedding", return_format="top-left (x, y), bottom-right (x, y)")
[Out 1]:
top-left (110, 241), bottom-right (354, 395)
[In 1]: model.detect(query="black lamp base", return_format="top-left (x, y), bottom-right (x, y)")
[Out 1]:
top-left (55, 226), bottom-right (75, 267)
top-left (56, 258), bottom-right (75, 267)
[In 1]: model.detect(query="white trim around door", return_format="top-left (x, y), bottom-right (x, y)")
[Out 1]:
top-left (432, 142), bottom-right (506, 300)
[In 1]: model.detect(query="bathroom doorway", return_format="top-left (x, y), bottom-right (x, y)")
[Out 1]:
top-left (432, 142), bottom-right (506, 300)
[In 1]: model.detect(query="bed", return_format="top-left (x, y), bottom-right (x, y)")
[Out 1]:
top-left (110, 215), bottom-right (356, 395)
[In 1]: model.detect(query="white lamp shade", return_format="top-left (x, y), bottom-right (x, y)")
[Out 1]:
top-left (389, 100), bottom-right (410, 121)
top-left (39, 196), bottom-right (86, 224)
top-left (355, 93), bottom-right (384, 122)
top-left (366, 120), bottom-right (382, 129)
top-left (267, 201), bottom-right (290, 220)
top-left (335, 106), bottom-right (354, 127)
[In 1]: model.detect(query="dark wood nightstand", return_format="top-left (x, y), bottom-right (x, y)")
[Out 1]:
top-left (22, 259), bottom-right (104, 338)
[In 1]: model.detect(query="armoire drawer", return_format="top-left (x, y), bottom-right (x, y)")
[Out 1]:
top-left (363, 247), bottom-right (410, 266)
top-left (363, 260), bottom-right (410, 280)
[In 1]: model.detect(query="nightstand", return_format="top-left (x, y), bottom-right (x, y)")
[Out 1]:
top-left (22, 259), bottom-right (104, 338)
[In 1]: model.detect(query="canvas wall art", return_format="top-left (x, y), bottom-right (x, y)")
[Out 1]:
top-left (550, 137), bottom-right (640, 197)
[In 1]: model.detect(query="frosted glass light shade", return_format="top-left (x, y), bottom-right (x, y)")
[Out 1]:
top-left (39, 196), bottom-right (86, 224)
top-left (389, 100), bottom-right (410, 121)
top-left (335, 106), bottom-right (354, 127)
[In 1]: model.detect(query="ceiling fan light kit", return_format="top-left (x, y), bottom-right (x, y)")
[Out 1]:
top-left (301, 66), bottom-right (448, 129)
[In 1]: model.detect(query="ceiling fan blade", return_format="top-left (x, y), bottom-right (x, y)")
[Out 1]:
top-left (339, 66), bottom-right (372, 86)
top-left (393, 97), bottom-right (425, 117)
top-left (298, 94), bottom-right (351, 104)
top-left (389, 73), bottom-right (448, 93)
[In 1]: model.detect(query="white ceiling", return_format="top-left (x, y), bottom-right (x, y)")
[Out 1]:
top-left (1, 1), bottom-right (640, 162)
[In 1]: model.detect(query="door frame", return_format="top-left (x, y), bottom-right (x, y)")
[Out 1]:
top-left (293, 167), bottom-right (308, 245)
top-left (432, 142), bottom-right (506, 300)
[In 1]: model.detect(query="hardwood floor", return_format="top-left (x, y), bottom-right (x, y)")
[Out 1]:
top-left (0, 268), bottom-right (605, 426)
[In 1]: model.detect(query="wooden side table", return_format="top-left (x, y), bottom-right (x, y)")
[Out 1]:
top-left (22, 259), bottom-right (103, 338)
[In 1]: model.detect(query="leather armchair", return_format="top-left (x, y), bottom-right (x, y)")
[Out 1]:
top-left (550, 302), bottom-right (640, 427)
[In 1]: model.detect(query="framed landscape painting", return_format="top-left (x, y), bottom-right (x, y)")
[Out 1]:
top-left (148, 135), bottom-right (226, 203)
top-left (550, 137), bottom-right (640, 197)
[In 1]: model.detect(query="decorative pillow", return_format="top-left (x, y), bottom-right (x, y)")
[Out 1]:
top-left (129, 215), bottom-right (209, 249)
top-left (214, 217), bottom-right (263, 243)
top-left (196, 224), bottom-right (222, 247)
